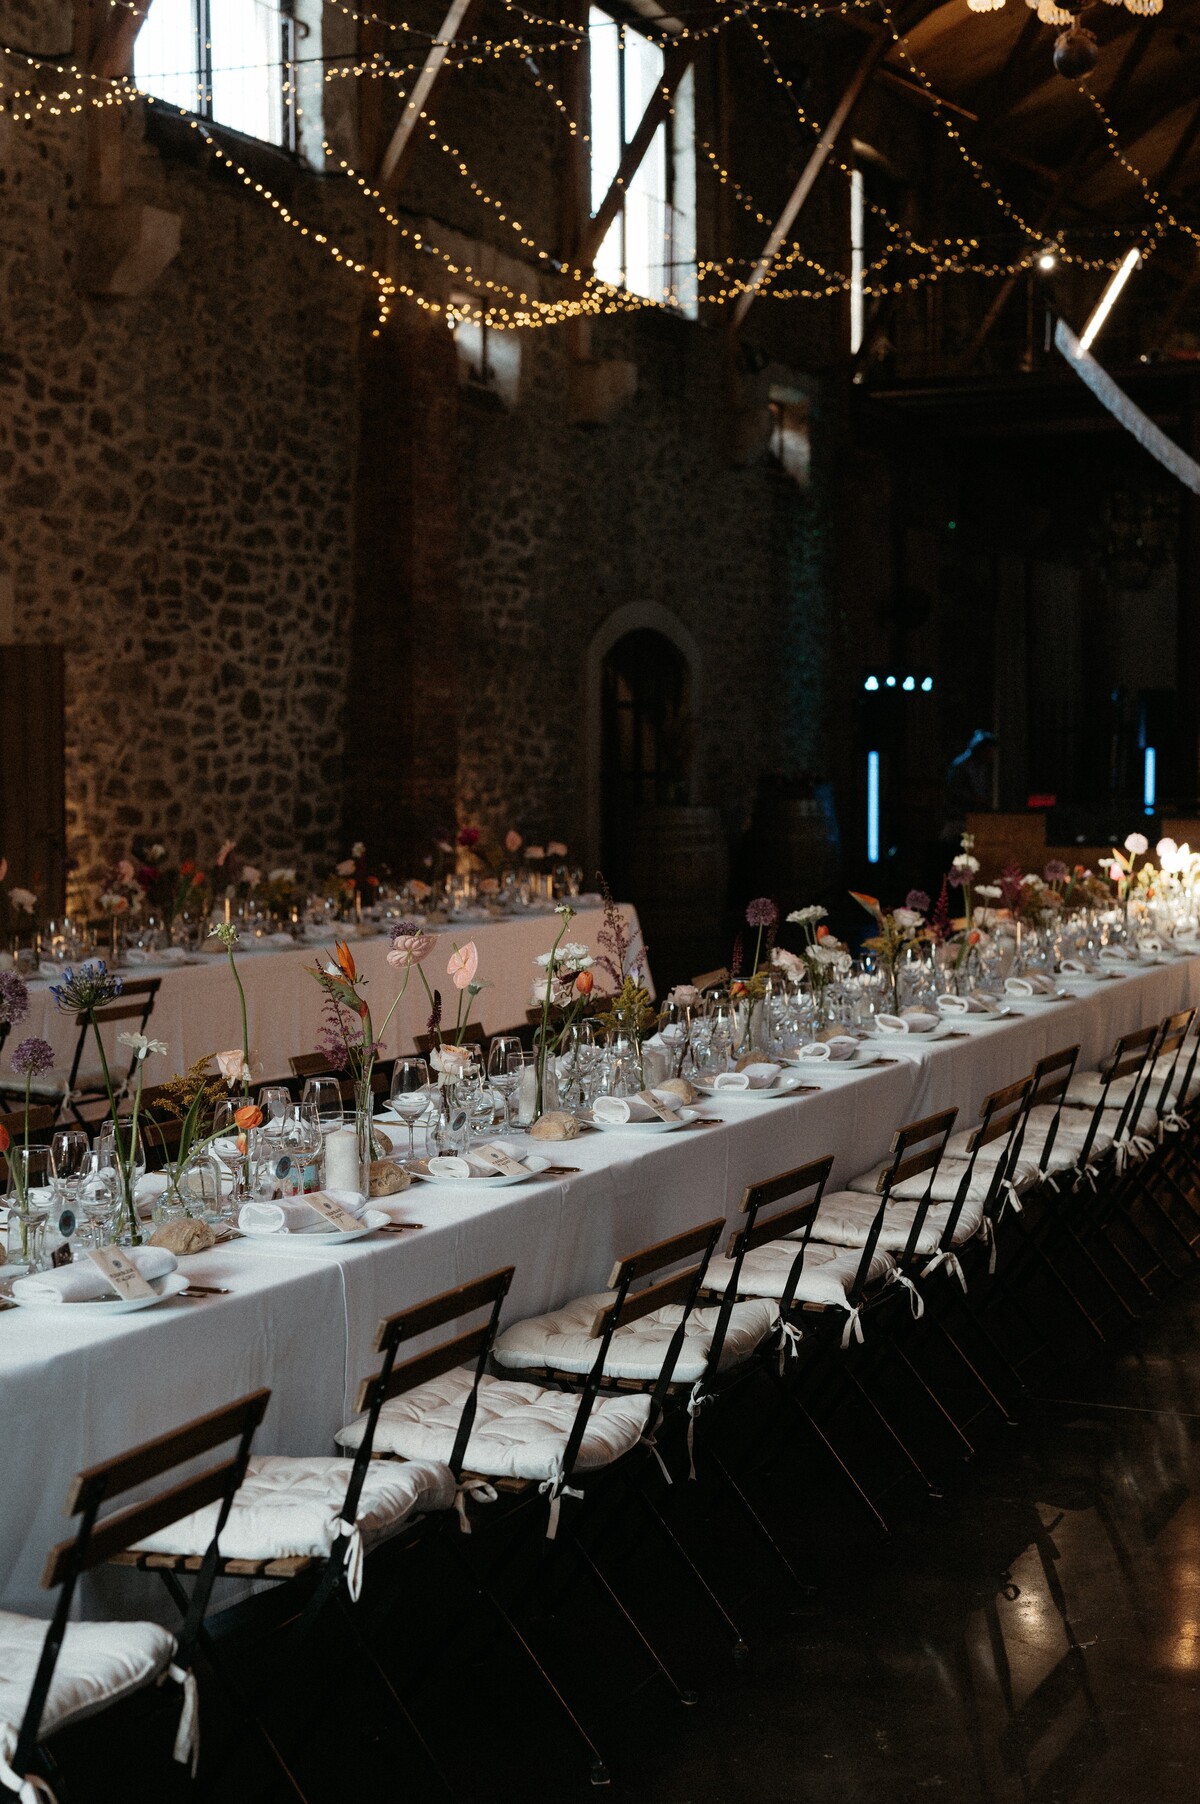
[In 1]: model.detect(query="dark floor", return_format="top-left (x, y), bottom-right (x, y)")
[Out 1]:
top-left (63, 1278), bottom-right (1200, 1804)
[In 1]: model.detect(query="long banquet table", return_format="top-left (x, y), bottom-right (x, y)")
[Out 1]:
top-left (15, 902), bottom-right (639, 1084)
top-left (4, 953), bottom-right (1199, 1619)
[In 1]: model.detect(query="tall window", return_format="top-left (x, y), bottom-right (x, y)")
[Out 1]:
top-left (588, 7), bottom-right (696, 315)
top-left (135, 0), bottom-right (294, 149)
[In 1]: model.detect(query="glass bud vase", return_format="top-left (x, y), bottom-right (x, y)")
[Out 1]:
top-left (431, 1084), bottom-right (470, 1156)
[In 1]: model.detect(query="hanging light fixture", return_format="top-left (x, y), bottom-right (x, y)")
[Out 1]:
top-left (970, 0), bottom-right (1163, 74)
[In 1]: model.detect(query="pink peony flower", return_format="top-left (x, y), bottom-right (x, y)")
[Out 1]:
top-left (504, 830), bottom-right (523, 854)
top-left (447, 941), bottom-right (479, 990)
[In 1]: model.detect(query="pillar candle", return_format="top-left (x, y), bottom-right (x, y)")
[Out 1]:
top-left (324, 1127), bottom-right (363, 1196)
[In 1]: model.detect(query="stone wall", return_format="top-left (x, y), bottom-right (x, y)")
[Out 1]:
top-left (0, 1), bottom-right (882, 901)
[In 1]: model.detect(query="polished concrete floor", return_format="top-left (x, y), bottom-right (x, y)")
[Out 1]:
top-left (67, 1277), bottom-right (1200, 1803)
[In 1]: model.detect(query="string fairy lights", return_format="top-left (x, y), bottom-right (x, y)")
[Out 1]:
top-left (2, 0), bottom-right (1198, 334)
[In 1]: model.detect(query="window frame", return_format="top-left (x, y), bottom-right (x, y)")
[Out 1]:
top-left (135, 0), bottom-right (298, 154)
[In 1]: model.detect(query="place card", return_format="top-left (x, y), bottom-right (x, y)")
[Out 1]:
top-left (305, 1194), bottom-right (365, 1233)
top-left (86, 1247), bottom-right (155, 1300)
top-left (636, 1090), bottom-right (676, 1122)
top-left (471, 1145), bottom-right (530, 1178)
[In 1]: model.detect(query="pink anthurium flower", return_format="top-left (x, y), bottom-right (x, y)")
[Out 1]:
top-left (448, 941), bottom-right (479, 990)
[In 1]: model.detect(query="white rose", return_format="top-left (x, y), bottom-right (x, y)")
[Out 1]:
top-left (893, 908), bottom-right (923, 930)
top-left (1124, 833), bottom-right (1149, 856)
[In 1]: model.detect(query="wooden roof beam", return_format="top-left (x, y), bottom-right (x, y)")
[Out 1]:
top-left (576, 40), bottom-right (695, 270)
top-left (730, 25), bottom-right (893, 333)
top-left (89, 0), bottom-right (155, 79)
top-left (377, 0), bottom-right (486, 201)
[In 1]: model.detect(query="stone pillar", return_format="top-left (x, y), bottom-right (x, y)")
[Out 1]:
top-left (344, 303), bottom-right (461, 871)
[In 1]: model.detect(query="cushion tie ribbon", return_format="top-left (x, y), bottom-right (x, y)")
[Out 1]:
top-left (538, 1462), bottom-right (584, 1540)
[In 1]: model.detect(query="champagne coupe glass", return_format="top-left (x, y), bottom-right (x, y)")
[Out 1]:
top-left (389, 1056), bottom-right (431, 1160)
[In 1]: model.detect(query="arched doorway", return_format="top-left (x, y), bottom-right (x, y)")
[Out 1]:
top-left (600, 628), bottom-right (693, 890)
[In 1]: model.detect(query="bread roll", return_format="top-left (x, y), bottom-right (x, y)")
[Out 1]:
top-left (530, 1111), bottom-right (580, 1141)
top-left (149, 1218), bottom-right (217, 1255)
top-left (369, 1160), bottom-right (410, 1197)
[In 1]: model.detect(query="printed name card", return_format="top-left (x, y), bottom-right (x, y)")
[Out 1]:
top-left (306, 1193), bottom-right (365, 1233)
top-left (86, 1246), bottom-right (155, 1300)
top-left (636, 1090), bottom-right (676, 1122)
top-left (472, 1145), bottom-right (530, 1179)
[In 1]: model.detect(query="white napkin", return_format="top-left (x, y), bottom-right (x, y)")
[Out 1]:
top-left (738, 1062), bottom-right (783, 1088)
top-left (427, 1156), bottom-right (473, 1179)
top-left (1175, 922), bottom-right (1199, 941)
top-left (267, 931), bottom-right (295, 947)
top-left (967, 991), bottom-right (1001, 1013)
top-left (1058, 957), bottom-right (1094, 975)
top-left (161, 947), bottom-right (191, 963)
top-left (11, 1246), bottom-right (177, 1304)
top-left (936, 995), bottom-right (970, 1015)
top-left (427, 1142), bottom-right (526, 1179)
top-left (1138, 936), bottom-right (1163, 954)
top-left (1100, 945), bottom-right (1132, 963)
top-left (238, 1191), bottom-right (365, 1236)
top-left (592, 1090), bottom-right (680, 1123)
top-left (123, 948), bottom-right (148, 966)
top-left (796, 1040), bottom-right (856, 1062)
top-left (1005, 975), bottom-right (1056, 997)
top-left (876, 1012), bottom-right (938, 1035)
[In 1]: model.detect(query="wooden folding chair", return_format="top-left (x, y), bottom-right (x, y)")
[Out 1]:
top-left (1, 1390), bottom-right (268, 1800)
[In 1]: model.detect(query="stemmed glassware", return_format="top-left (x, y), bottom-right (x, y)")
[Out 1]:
top-left (389, 1056), bottom-right (431, 1161)
top-left (50, 1129), bottom-right (90, 1243)
top-left (301, 1076), bottom-right (344, 1136)
top-left (487, 1036), bottom-right (522, 1129)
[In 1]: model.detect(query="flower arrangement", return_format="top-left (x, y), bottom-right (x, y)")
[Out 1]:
top-left (848, 894), bottom-right (924, 1012)
top-left (530, 906), bottom-right (596, 1115)
top-left (1109, 832), bottom-right (1149, 911)
top-left (50, 960), bottom-right (153, 1243)
top-left (308, 937), bottom-right (420, 1169)
top-left (8, 1037), bottom-right (55, 1249)
top-left (208, 924), bottom-right (253, 1101)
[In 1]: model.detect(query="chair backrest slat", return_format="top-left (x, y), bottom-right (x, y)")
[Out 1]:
top-left (65, 1390), bottom-right (270, 1514)
top-left (45, 1461), bottom-right (243, 1587)
top-left (590, 1263), bottom-right (704, 1338)
top-left (606, 1218), bottom-right (725, 1291)
top-left (359, 1323), bottom-right (491, 1415)
top-left (373, 1266), bottom-right (514, 1354)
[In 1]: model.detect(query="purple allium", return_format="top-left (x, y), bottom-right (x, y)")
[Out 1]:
top-left (1044, 861), bottom-right (1069, 884)
top-left (11, 1036), bottom-right (55, 1078)
top-left (0, 971), bottom-right (30, 1027)
top-left (730, 933), bottom-right (744, 979)
top-left (745, 897), bottom-right (778, 929)
top-left (905, 890), bottom-right (930, 915)
top-left (392, 919), bottom-right (423, 939)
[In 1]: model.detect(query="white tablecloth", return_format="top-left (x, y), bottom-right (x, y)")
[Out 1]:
top-left (14, 904), bottom-right (640, 1086)
top-left (3, 954), bottom-right (1197, 1618)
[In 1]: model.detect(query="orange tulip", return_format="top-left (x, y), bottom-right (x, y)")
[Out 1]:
top-left (575, 970), bottom-right (594, 995)
top-left (234, 1105), bottom-right (263, 1131)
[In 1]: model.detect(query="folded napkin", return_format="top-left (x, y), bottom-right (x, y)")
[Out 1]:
top-left (1005, 975), bottom-right (1057, 997)
top-left (1175, 922), bottom-right (1199, 941)
top-left (592, 1090), bottom-right (680, 1124)
top-left (876, 1012), bottom-right (939, 1035)
top-left (1100, 945), bottom-right (1133, 963)
top-left (796, 1039), bottom-right (857, 1062)
top-left (123, 948), bottom-right (149, 966)
top-left (967, 990), bottom-right (1001, 1013)
top-left (1057, 957), bottom-right (1093, 975)
top-left (267, 931), bottom-right (296, 947)
top-left (11, 1246), bottom-right (177, 1304)
top-left (427, 1141), bottom-right (526, 1180)
top-left (161, 947), bottom-right (191, 963)
top-left (718, 1062), bottom-right (782, 1090)
top-left (238, 1191), bottom-right (365, 1236)
top-left (1138, 936), bottom-right (1163, 955)
top-left (936, 995), bottom-right (970, 1015)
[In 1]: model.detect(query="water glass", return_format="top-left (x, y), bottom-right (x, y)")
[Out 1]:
top-left (302, 1076), bottom-right (344, 1135)
top-left (487, 1036), bottom-right (522, 1128)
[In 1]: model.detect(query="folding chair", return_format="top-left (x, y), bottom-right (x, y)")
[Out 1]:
top-left (3, 978), bottom-right (163, 1129)
top-left (0, 1390), bottom-right (268, 1803)
top-left (340, 1226), bottom-right (732, 1785)
top-left (123, 1275), bottom-right (513, 1800)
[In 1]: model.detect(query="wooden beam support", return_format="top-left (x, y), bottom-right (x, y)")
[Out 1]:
top-left (89, 0), bottom-right (155, 80)
top-left (376, 0), bottom-right (485, 200)
top-left (730, 27), bottom-right (892, 333)
top-left (576, 41), bottom-right (695, 271)
top-left (957, 17), bottom-right (1157, 373)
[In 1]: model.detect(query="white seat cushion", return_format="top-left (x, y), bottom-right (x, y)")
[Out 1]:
top-left (491, 1293), bottom-right (776, 1383)
top-left (132, 1454), bottom-right (455, 1563)
top-left (934, 1139), bottom-right (1045, 1193)
top-left (702, 1238), bottom-right (895, 1309)
top-left (0, 1609), bottom-right (176, 1742)
top-left (336, 1369), bottom-right (652, 1483)
top-left (1021, 1105), bottom-right (1115, 1172)
top-left (809, 1188), bottom-right (986, 1257)
top-left (845, 1159), bottom-right (1032, 1205)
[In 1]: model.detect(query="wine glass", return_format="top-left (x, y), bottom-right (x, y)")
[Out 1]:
top-left (258, 1084), bottom-right (292, 1126)
top-left (505, 1049), bottom-right (535, 1126)
top-left (50, 1129), bottom-right (90, 1238)
top-left (302, 1076), bottom-right (344, 1135)
top-left (389, 1056), bottom-right (431, 1161)
top-left (487, 1035), bottom-right (522, 1128)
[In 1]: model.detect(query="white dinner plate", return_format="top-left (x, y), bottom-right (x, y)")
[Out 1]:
top-left (871, 1018), bottom-right (954, 1043)
top-left (586, 1107), bottom-right (697, 1134)
top-left (4, 1271), bottom-right (191, 1314)
top-left (237, 1207), bottom-right (391, 1249)
top-left (784, 1043), bottom-right (886, 1071)
top-left (695, 1075), bottom-right (810, 1102)
top-left (1006, 988), bottom-right (1072, 1004)
top-left (408, 1154), bottom-right (552, 1187)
